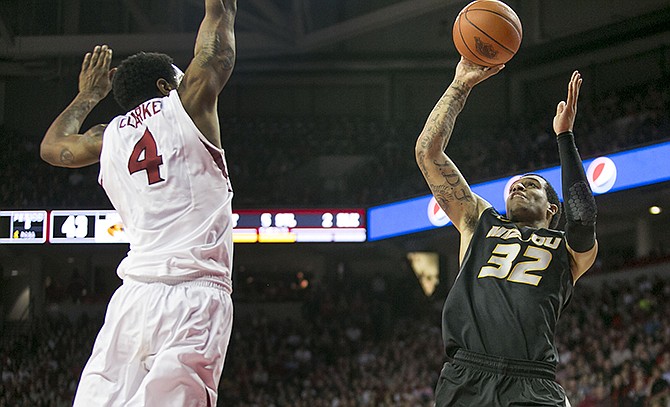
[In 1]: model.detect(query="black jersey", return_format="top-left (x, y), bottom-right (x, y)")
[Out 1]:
top-left (442, 207), bottom-right (574, 364)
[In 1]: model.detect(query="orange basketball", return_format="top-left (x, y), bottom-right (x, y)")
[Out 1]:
top-left (452, 0), bottom-right (522, 67)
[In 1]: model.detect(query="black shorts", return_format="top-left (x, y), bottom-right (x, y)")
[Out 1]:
top-left (434, 349), bottom-right (570, 407)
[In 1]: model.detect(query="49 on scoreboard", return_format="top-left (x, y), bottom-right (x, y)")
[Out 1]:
top-left (49, 210), bottom-right (126, 243)
top-left (46, 209), bottom-right (366, 244)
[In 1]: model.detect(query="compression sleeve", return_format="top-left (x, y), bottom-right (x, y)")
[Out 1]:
top-left (557, 131), bottom-right (597, 252)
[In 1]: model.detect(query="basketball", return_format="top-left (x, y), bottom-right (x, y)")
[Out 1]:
top-left (452, 0), bottom-right (522, 67)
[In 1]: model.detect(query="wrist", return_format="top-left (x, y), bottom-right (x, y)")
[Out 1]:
top-left (556, 130), bottom-right (573, 139)
top-left (76, 91), bottom-right (105, 104)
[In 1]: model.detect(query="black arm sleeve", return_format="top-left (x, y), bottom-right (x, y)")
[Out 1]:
top-left (557, 131), bottom-right (597, 252)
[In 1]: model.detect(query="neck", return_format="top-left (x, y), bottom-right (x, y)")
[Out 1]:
top-left (513, 219), bottom-right (549, 229)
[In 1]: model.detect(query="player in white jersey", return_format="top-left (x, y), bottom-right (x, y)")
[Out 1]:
top-left (39, 1), bottom-right (237, 406)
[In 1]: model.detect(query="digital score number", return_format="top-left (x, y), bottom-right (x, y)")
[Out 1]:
top-left (49, 210), bottom-right (126, 244)
top-left (233, 209), bottom-right (366, 243)
top-left (46, 208), bottom-right (366, 244)
top-left (0, 211), bottom-right (47, 244)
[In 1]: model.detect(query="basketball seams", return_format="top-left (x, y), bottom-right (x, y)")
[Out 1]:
top-left (467, 9), bottom-right (521, 35)
top-left (453, 0), bottom-right (522, 66)
top-left (462, 11), bottom-right (517, 55)
top-left (455, 14), bottom-right (490, 65)
top-left (466, 8), bottom-right (522, 36)
top-left (464, 0), bottom-right (522, 29)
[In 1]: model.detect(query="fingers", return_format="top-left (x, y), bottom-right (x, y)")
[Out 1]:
top-left (82, 52), bottom-right (91, 70)
top-left (486, 64), bottom-right (505, 76)
top-left (89, 45), bottom-right (102, 66)
top-left (567, 70), bottom-right (582, 106)
top-left (572, 72), bottom-right (582, 102)
top-left (556, 101), bottom-right (566, 115)
top-left (84, 45), bottom-right (113, 70)
top-left (99, 46), bottom-right (113, 69)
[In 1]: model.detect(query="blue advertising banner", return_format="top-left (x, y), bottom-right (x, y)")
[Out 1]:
top-left (368, 140), bottom-right (670, 241)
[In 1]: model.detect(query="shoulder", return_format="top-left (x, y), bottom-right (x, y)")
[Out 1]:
top-left (478, 206), bottom-right (510, 225)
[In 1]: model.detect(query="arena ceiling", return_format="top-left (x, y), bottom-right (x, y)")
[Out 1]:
top-left (1, 0), bottom-right (669, 77)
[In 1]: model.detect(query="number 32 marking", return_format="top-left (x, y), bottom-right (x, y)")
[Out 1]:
top-left (478, 243), bottom-right (552, 286)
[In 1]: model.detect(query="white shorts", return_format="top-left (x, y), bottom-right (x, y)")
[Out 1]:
top-left (73, 279), bottom-right (233, 407)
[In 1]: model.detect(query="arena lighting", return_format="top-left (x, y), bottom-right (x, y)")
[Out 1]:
top-left (368, 140), bottom-right (670, 241)
top-left (649, 206), bottom-right (662, 215)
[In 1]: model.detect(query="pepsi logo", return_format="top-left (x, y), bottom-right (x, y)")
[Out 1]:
top-left (427, 196), bottom-right (451, 227)
top-left (587, 157), bottom-right (617, 194)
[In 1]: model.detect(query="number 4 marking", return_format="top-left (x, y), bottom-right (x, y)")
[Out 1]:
top-left (128, 128), bottom-right (165, 185)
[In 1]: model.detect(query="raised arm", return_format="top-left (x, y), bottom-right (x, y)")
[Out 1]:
top-left (178, 0), bottom-right (237, 148)
top-left (40, 45), bottom-right (114, 168)
top-left (553, 71), bottom-right (598, 282)
top-left (415, 58), bottom-right (503, 246)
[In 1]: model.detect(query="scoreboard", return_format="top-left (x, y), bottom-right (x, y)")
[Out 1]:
top-left (0, 211), bottom-right (47, 244)
top-left (234, 209), bottom-right (366, 243)
top-left (50, 210), bottom-right (127, 244)
top-left (0, 209), bottom-right (366, 244)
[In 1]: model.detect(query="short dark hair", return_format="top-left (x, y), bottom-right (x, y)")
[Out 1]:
top-left (525, 173), bottom-right (562, 229)
top-left (112, 52), bottom-right (177, 111)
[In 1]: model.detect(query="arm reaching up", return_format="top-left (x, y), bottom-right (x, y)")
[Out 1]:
top-left (415, 58), bottom-right (503, 261)
top-left (554, 71), bottom-right (598, 281)
top-left (178, 0), bottom-right (237, 149)
top-left (41, 45), bottom-right (115, 168)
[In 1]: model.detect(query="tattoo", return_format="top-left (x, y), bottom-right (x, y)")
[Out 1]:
top-left (221, 46), bottom-right (235, 70)
top-left (422, 157), bottom-right (473, 205)
top-left (437, 81), bottom-right (470, 150)
top-left (450, 80), bottom-right (471, 97)
top-left (60, 99), bottom-right (97, 134)
top-left (60, 148), bottom-right (74, 165)
top-left (433, 159), bottom-right (461, 187)
top-left (415, 78), bottom-right (478, 227)
top-left (197, 32), bottom-right (221, 67)
top-left (197, 32), bottom-right (235, 71)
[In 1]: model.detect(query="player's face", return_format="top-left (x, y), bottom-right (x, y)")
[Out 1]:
top-left (506, 175), bottom-right (553, 225)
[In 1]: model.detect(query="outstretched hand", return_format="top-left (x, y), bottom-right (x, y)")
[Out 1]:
top-left (454, 57), bottom-right (505, 88)
top-left (79, 45), bottom-right (116, 102)
top-left (553, 70), bottom-right (582, 135)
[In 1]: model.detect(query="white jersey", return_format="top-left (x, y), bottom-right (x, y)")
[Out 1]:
top-left (99, 90), bottom-right (233, 292)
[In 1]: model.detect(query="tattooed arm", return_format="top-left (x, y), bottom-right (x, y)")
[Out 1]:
top-left (41, 45), bottom-right (113, 168)
top-left (179, 0), bottom-right (237, 148)
top-left (415, 58), bottom-right (503, 259)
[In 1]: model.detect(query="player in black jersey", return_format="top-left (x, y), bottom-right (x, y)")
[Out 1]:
top-left (415, 58), bottom-right (598, 406)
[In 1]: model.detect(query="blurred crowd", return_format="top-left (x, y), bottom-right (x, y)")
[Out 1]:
top-left (2, 266), bottom-right (669, 406)
top-left (557, 274), bottom-right (670, 407)
top-left (1, 78), bottom-right (668, 209)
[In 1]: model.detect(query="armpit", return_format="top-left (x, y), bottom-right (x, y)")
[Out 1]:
top-left (568, 240), bottom-right (599, 282)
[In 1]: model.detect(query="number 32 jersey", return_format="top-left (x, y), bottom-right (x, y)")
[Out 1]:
top-left (99, 90), bottom-right (234, 292)
top-left (442, 207), bottom-right (575, 364)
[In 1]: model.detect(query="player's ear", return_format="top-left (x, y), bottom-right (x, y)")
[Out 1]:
top-left (547, 203), bottom-right (558, 216)
top-left (156, 78), bottom-right (173, 96)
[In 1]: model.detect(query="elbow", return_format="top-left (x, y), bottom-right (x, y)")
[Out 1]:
top-left (415, 135), bottom-right (431, 165)
top-left (39, 143), bottom-right (51, 164)
top-left (39, 142), bottom-right (59, 166)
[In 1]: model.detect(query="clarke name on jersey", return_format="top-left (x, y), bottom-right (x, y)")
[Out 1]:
top-left (119, 100), bottom-right (163, 129)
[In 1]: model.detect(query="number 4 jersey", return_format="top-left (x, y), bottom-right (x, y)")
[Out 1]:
top-left (442, 207), bottom-right (583, 364)
top-left (99, 90), bottom-right (234, 292)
